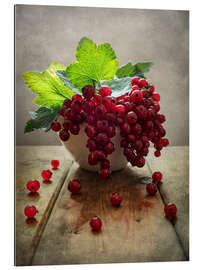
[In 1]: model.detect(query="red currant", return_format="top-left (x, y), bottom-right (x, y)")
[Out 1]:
top-left (164, 203), bottom-right (177, 220)
top-left (152, 171), bottom-right (162, 183)
top-left (99, 86), bottom-right (111, 97)
top-left (26, 180), bottom-right (40, 193)
top-left (146, 183), bottom-right (157, 195)
top-left (68, 179), bottom-right (81, 194)
top-left (90, 216), bottom-right (102, 232)
top-left (41, 170), bottom-right (52, 181)
top-left (51, 160), bottom-right (60, 170)
top-left (24, 205), bottom-right (38, 219)
top-left (110, 192), bottom-right (122, 206)
top-left (51, 122), bottom-right (61, 132)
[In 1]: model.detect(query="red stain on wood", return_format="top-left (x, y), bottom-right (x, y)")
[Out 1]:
top-left (138, 200), bottom-right (154, 211)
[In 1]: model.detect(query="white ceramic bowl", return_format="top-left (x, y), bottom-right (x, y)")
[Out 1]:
top-left (60, 124), bottom-right (128, 172)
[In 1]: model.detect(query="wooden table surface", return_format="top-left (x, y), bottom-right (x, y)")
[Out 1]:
top-left (15, 146), bottom-right (189, 266)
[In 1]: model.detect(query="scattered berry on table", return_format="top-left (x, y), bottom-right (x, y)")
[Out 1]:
top-left (26, 180), bottom-right (40, 193)
top-left (41, 170), bottom-right (52, 182)
top-left (152, 171), bottom-right (163, 183)
top-left (51, 160), bottom-right (60, 170)
top-left (68, 179), bottom-right (81, 194)
top-left (24, 205), bottom-right (38, 219)
top-left (110, 192), bottom-right (123, 206)
top-left (164, 203), bottom-right (177, 220)
top-left (146, 183), bottom-right (157, 195)
top-left (90, 216), bottom-right (102, 232)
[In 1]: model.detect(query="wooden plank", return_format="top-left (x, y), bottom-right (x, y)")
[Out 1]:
top-left (32, 161), bottom-right (185, 265)
top-left (147, 146), bottom-right (189, 258)
top-left (15, 146), bottom-right (73, 266)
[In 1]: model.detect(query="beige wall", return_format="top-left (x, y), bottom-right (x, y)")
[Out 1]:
top-left (15, 5), bottom-right (189, 146)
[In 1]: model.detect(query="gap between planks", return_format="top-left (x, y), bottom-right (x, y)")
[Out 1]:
top-left (29, 161), bottom-right (74, 265)
top-left (146, 159), bottom-right (189, 260)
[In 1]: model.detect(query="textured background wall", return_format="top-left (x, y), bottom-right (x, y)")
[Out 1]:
top-left (15, 5), bottom-right (189, 146)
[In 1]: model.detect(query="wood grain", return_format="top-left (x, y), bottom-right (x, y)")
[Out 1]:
top-left (147, 146), bottom-right (189, 258)
top-left (15, 146), bottom-right (73, 266)
top-left (32, 161), bottom-right (186, 265)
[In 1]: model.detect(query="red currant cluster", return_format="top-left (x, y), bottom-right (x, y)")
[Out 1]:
top-left (51, 78), bottom-right (169, 179)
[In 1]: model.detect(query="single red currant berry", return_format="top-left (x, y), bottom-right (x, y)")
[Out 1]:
top-left (135, 105), bottom-right (147, 120)
top-left (90, 216), bottom-right (102, 232)
top-left (131, 77), bottom-right (139, 86)
top-left (152, 171), bottom-right (163, 183)
top-left (120, 139), bottom-right (129, 148)
top-left (99, 168), bottom-right (111, 180)
top-left (63, 98), bottom-right (72, 108)
top-left (51, 122), bottom-right (61, 132)
top-left (133, 139), bottom-right (143, 151)
top-left (115, 117), bottom-right (124, 126)
top-left (63, 120), bottom-right (72, 130)
top-left (72, 94), bottom-right (83, 102)
top-left (86, 139), bottom-right (97, 151)
top-left (96, 133), bottom-right (109, 146)
top-left (106, 126), bottom-right (116, 138)
top-left (130, 90), bottom-right (143, 104)
top-left (26, 180), bottom-right (40, 193)
top-left (51, 160), bottom-right (60, 170)
top-left (161, 138), bottom-right (169, 147)
top-left (104, 142), bottom-right (115, 155)
top-left (124, 101), bottom-right (134, 112)
top-left (126, 134), bottom-right (136, 143)
top-left (131, 86), bottom-right (140, 92)
top-left (85, 125), bottom-right (96, 138)
top-left (82, 100), bottom-right (95, 113)
top-left (110, 192), bottom-right (122, 206)
top-left (100, 159), bottom-right (110, 169)
top-left (41, 170), bottom-right (52, 182)
top-left (96, 120), bottom-right (108, 132)
top-left (155, 142), bottom-right (163, 151)
top-left (146, 183), bottom-right (157, 195)
top-left (88, 152), bottom-right (98, 165)
top-left (132, 123), bottom-right (142, 136)
top-left (93, 150), bottom-right (106, 161)
top-left (71, 100), bottom-right (81, 113)
top-left (93, 94), bottom-right (103, 105)
top-left (126, 111), bottom-right (137, 125)
top-left (164, 203), bottom-right (177, 220)
top-left (159, 127), bottom-right (166, 138)
top-left (154, 150), bottom-right (161, 157)
top-left (59, 129), bottom-right (70, 141)
top-left (24, 205), bottom-right (38, 219)
top-left (147, 108), bottom-right (156, 120)
top-left (105, 112), bottom-right (116, 124)
top-left (153, 102), bottom-right (160, 112)
top-left (114, 104), bottom-right (126, 117)
top-left (82, 85), bottom-right (95, 99)
top-left (149, 85), bottom-right (155, 93)
top-left (95, 104), bottom-right (107, 119)
top-left (69, 124), bottom-right (80, 135)
top-left (99, 86), bottom-right (111, 97)
top-left (136, 156), bottom-right (145, 168)
top-left (68, 179), bottom-right (81, 194)
top-left (157, 114), bottom-right (166, 123)
top-left (121, 122), bottom-right (131, 134)
top-left (59, 106), bottom-right (66, 117)
top-left (138, 79), bottom-right (147, 88)
top-left (152, 93), bottom-right (160, 102)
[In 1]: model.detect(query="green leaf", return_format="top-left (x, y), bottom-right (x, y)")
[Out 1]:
top-left (56, 70), bottom-right (82, 95)
top-left (116, 62), bottom-right (153, 78)
top-left (102, 77), bottom-right (132, 97)
top-left (66, 37), bottom-right (119, 90)
top-left (22, 62), bottom-right (75, 109)
top-left (24, 107), bottom-right (59, 133)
